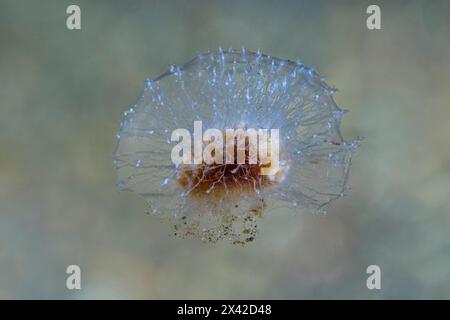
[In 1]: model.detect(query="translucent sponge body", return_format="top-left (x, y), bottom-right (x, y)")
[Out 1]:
top-left (114, 48), bottom-right (358, 244)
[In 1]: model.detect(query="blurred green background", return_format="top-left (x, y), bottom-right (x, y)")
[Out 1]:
top-left (1, 0), bottom-right (450, 299)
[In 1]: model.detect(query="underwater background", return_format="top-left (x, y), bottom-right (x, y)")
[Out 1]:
top-left (1, 0), bottom-right (450, 298)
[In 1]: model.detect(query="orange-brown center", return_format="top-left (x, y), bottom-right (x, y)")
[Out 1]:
top-left (178, 137), bottom-right (281, 197)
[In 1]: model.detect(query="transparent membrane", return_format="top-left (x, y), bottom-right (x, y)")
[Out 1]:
top-left (113, 48), bottom-right (359, 244)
